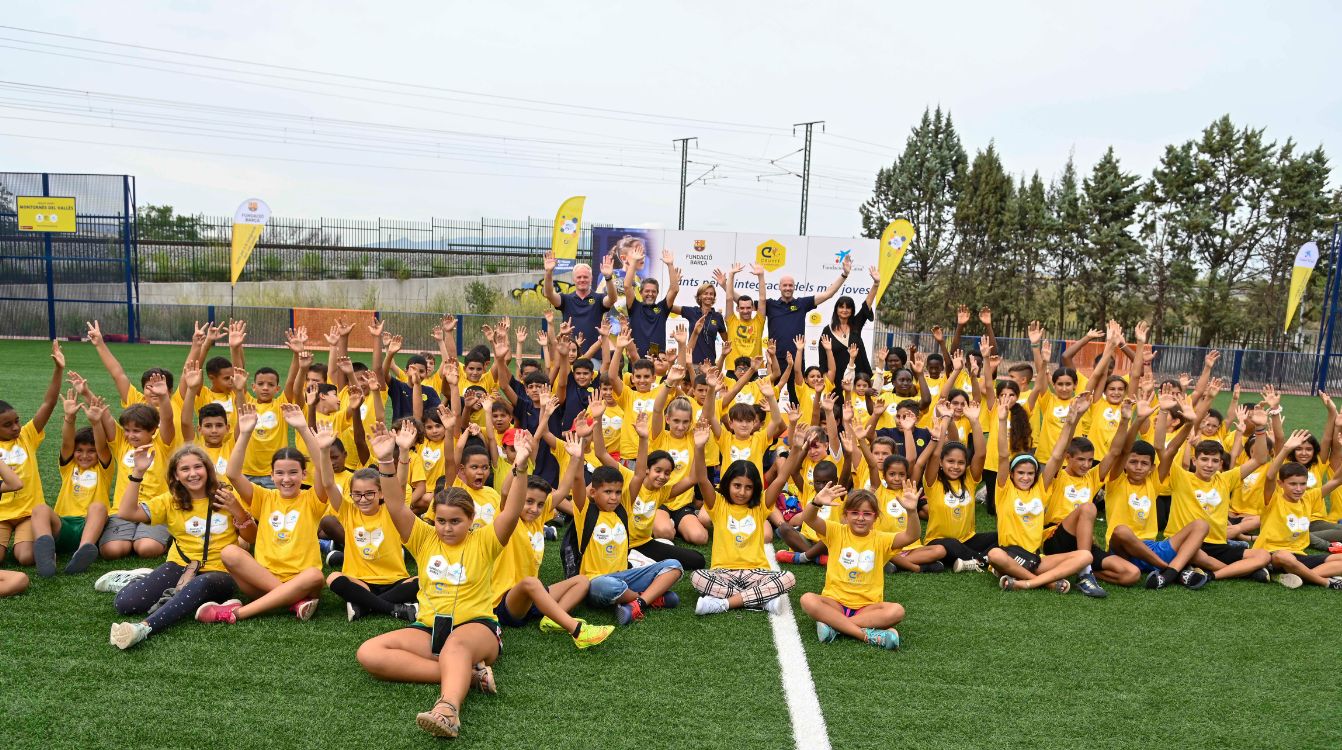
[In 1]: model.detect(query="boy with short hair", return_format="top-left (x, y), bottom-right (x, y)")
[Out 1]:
top-left (0, 341), bottom-right (65, 566)
top-left (31, 388), bottom-right (112, 576)
top-left (1256, 430), bottom-right (1342, 589)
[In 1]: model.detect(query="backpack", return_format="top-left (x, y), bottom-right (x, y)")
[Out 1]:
top-left (560, 503), bottom-right (630, 579)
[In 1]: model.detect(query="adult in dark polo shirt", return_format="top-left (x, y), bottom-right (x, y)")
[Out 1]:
top-left (675, 279), bottom-right (727, 365)
top-left (624, 245), bottom-right (682, 356)
top-left (543, 248), bottom-right (617, 352)
top-left (766, 254), bottom-right (851, 366)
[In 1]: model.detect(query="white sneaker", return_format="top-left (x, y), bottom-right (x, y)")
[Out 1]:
top-left (695, 596), bottom-right (730, 616)
top-left (109, 621), bottom-right (151, 650)
top-left (953, 559), bottom-right (984, 574)
top-left (763, 596), bottom-right (785, 616)
top-left (94, 568), bottom-right (152, 594)
top-left (1277, 573), bottom-right (1304, 589)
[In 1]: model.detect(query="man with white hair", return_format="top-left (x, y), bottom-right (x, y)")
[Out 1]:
top-left (543, 249), bottom-right (618, 351)
top-left (767, 254), bottom-right (852, 367)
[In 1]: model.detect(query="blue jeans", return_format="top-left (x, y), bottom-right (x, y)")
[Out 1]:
top-left (588, 559), bottom-right (683, 606)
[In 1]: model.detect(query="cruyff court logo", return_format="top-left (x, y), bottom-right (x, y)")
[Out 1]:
top-left (756, 239), bottom-right (786, 271)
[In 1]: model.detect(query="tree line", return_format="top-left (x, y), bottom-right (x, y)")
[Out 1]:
top-left (860, 109), bottom-right (1341, 350)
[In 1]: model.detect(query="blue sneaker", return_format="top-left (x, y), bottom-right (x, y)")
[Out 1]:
top-left (616, 600), bottom-right (645, 626)
top-left (319, 539), bottom-right (333, 557)
top-left (649, 592), bottom-right (679, 609)
top-left (863, 627), bottom-right (900, 650)
top-left (816, 622), bottom-right (838, 644)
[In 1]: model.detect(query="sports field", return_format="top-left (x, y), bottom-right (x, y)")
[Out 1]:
top-left (1, 339), bottom-right (1340, 750)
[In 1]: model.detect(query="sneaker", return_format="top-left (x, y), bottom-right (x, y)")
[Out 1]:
top-left (391, 603), bottom-right (419, 622)
top-left (33, 535), bottom-right (56, 578)
top-left (291, 598), bottom-right (319, 621)
top-left (109, 621), bottom-right (151, 650)
top-left (1144, 568), bottom-right (1175, 590)
top-left (648, 592), bottom-right (679, 609)
top-left (763, 596), bottom-right (785, 616)
top-left (325, 549), bottom-right (344, 568)
top-left (1051, 579), bottom-right (1071, 594)
top-left (1328, 542), bottom-right (1342, 555)
top-left (815, 554), bottom-right (829, 566)
top-left (920, 562), bottom-right (946, 574)
top-left (1277, 572), bottom-right (1304, 590)
top-left (863, 627), bottom-right (900, 650)
top-left (573, 623), bottom-right (615, 649)
top-left (1227, 539), bottom-right (1250, 550)
top-left (1328, 577), bottom-right (1342, 590)
top-left (318, 538), bottom-right (334, 557)
top-left (1077, 574), bottom-right (1107, 598)
top-left (1250, 567), bottom-right (1271, 584)
top-left (953, 559), bottom-right (984, 574)
top-left (883, 561), bottom-right (898, 574)
top-left (695, 596), bottom-right (730, 616)
top-left (539, 615), bottom-right (570, 634)
top-left (94, 568), bottom-right (152, 594)
top-left (1179, 567), bottom-right (1211, 590)
top-left (999, 575), bottom-right (1018, 591)
top-left (816, 621), bottom-right (838, 644)
top-left (470, 663), bottom-right (497, 695)
top-left (616, 600), bottom-right (645, 626)
top-left (544, 525), bottom-right (558, 541)
top-left (776, 550), bottom-right (804, 564)
top-left (346, 602), bottom-right (366, 622)
top-left (64, 543), bottom-right (100, 575)
top-left (195, 599), bottom-right (242, 624)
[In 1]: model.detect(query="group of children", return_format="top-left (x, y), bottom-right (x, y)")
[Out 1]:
top-left (3, 286), bottom-right (1342, 738)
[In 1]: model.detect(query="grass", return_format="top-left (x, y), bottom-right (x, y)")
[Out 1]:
top-left (1, 339), bottom-right (1341, 749)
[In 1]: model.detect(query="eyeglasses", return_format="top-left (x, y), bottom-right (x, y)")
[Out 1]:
top-left (350, 491), bottom-right (379, 501)
top-left (849, 511), bottom-right (878, 519)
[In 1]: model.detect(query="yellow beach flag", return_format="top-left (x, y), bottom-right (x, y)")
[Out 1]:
top-left (231, 198), bottom-right (271, 285)
top-left (1285, 241), bottom-right (1320, 332)
top-left (876, 218), bottom-right (915, 303)
top-left (551, 196), bottom-right (585, 272)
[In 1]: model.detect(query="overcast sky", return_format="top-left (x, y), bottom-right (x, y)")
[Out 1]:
top-left (1, 1), bottom-right (1338, 238)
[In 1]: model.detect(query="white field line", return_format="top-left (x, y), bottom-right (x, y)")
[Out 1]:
top-left (767, 557), bottom-right (831, 750)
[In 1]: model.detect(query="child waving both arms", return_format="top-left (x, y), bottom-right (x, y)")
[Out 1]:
top-left (355, 422), bottom-right (534, 739)
top-left (1255, 429), bottom-right (1342, 589)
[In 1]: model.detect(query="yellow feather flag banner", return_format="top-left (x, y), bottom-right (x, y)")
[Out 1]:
top-left (230, 198), bottom-right (271, 286)
top-left (1284, 241), bottom-right (1320, 332)
top-left (551, 196), bottom-right (586, 273)
top-left (876, 219), bottom-right (915, 304)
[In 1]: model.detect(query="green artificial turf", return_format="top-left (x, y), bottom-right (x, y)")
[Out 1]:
top-left (0, 338), bottom-right (1340, 750)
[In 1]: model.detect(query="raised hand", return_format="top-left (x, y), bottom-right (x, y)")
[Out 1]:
top-left (279, 402), bottom-right (306, 429)
top-left (931, 325), bottom-right (944, 344)
top-left (367, 318), bottom-right (385, 339)
top-left (395, 421), bottom-right (418, 451)
top-left (237, 402), bottom-right (259, 432)
top-left (963, 400), bottom-right (981, 422)
top-left (978, 307), bottom-right (992, 326)
top-left (50, 340), bottom-right (65, 369)
top-left (693, 417), bottom-right (711, 448)
top-left (955, 305), bottom-right (971, 326)
top-left (1134, 320), bottom-right (1150, 344)
top-left (228, 319), bottom-right (248, 348)
top-left (543, 249), bottom-right (556, 272)
top-left (61, 388), bottom-right (80, 418)
top-left (812, 481), bottom-right (847, 507)
top-left (130, 445), bottom-right (154, 475)
top-left (1261, 384), bottom-right (1281, 411)
top-left (314, 421), bottom-right (337, 450)
top-left (1027, 320), bottom-right (1042, 345)
top-left (369, 423), bottom-right (396, 463)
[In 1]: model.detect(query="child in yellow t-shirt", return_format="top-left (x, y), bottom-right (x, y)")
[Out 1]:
top-left (798, 485), bottom-right (920, 649)
top-left (324, 466), bottom-right (418, 622)
top-left (0, 340), bottom-right (64, 566)
top-left (1254, 431), bottom-right (1342, 589)
top-left (31, 389), bottom-right (112, 576)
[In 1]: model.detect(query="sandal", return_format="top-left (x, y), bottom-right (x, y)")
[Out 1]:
top-left (471, 663), bottom-right (497, 695)
top-left (415, 699), bottom-right (460, 738)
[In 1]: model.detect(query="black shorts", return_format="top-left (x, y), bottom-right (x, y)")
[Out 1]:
top-left (1001, 545), bottom-right (1041, 572)
top-left (1295, 553), bottom-right (1331, 569)
top-left (668, 504), bottom-right (699, 527)
top-left (411, 617), bottom-right (502, 655)
top-left (1042, 525), bottom-right (1076, 555)
top-left (493, 591), bottom-right (543, 628)
top-left (1201, 542), bottom-right (1246, 565)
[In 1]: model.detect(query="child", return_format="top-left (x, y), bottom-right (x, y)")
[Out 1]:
top-left (0, 463), bottom-right (26, 596)
top-left (324, 463), bottom-right (419, 622)
top-left (690, 422), bottom-right (810, 615)
top-left (900, 402), bottom-right (991, 571)
top-left (985, 399), bottom-right (1095, 594)
top-left (798, 483), bottom-right (920, 650)
top-left (567, 433), bottom-right (684, 626)
top-left (648, 364), bottom-right (708, 544)
top-left (606, 332), bottom-right (663, 459)
top-left (354, 423), bottom-right (534, 739)
top-left (182, 359), bottom-right (236, 477)
top-left (1256, 430), bottom-right (1342, 589)
top-left (0, 340), bottom-right (63, 566)
top-left (90, 370), bottom-right (176, 561)
top-left (107, 446), bottom-right (248, 649)
top-left (489, 439), bottom-right (614, 648)
top-left (198, 403), bottom-right (331, 623)
top-left (31, 390), bottom-right (112, 576)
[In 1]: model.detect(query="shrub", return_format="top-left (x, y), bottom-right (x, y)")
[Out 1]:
top-left (465, 281), bottom-right (499, 315)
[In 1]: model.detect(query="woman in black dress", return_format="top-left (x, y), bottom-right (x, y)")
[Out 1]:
top-left (817, 267), bottom-right (881, 378)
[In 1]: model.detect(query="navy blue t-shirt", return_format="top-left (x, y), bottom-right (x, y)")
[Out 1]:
top-left (510, 378), bottom-right (560, 486)
top-left (766, 295), bottom-right (817, 363)
top-left (679, 306), bottom-right (726, 364)
top-left (628, 297), bottom-right (672, 356)
top-left (387, 379), bottom-right (440, 424)
top-left (876, 425), bottom-right (934, 460)
top-left (559, 291), bottom-right (608, 350)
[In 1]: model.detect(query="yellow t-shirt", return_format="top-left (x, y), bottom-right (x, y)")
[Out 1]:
top-left (725, 313), bottom-right (764, 359)
top-left (916, 376), bottom-right (947, 429)
top-left (1166, 464), bottom-right (1242, 545)
top-left (455, 479), bottom-right (502, 532)
top-left (995, 482), bottom-right (1048, 553)
top-left (140, 492), bottom-right (238, 573)
top-left (708, 499), bottom-right (771, 570)
top-left (54, 458), bottom-right (113, 517)
top-left (874, 486), bottom-right (921, 551)
top-left (1103, 473), bottom-right (1159, 543)
top-left (619, 386), bottom-right (662, 457)
top-left (651, 430), bottom-right (694, 511)
top-left (124, 385), bottom-right (186, 421)
top-left (1080, 399), bottom-right (1125, 460)
top-left (596, 400), bottom-right (627, 460)
top-left (337, 499), bottom-right (408, 585)
top-left (615, 464), bottom-right (668, 548)
top-left (718, 430), bottom-right (769, 476)
top-left (405, 518), bottom-right (504, 627)
top-left (820, 523), bottom-right (896, 609)
top-left (923, 475), bottom-right (978, 543)
top-left (0, 420), bottom-right (44, 521)
top-left (110, 428), bottom-right (178, 514)
top-left (1253, 489), bottom-right (1316, 554)
top-left (1231, 467), bottom-right (1265, 519)
top-left (242, 395), bottom-right (290, 477)
top-left (298, 408), bottom-right (354, 463)
top-left (573, 495), bottom-right (632, 578)
top-left (724, 379), bottom-right (764, 409)
top-left (243, 486), bottom-right (326, 581)
top-left (491, 496), bottom-right (551, 606)
top-left (1034, 391), bottom-right (1077, 461)
top-left (403, 456), bottom-right (427, 508)
top-left (1045, 468), bottom-right (1101, 527)
top-left (983, 402), bottom-right (1034, 477)
top-left (419, 439), bottom-right (446, 494)
top-left (195, 437), bottom-right (233, 478)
